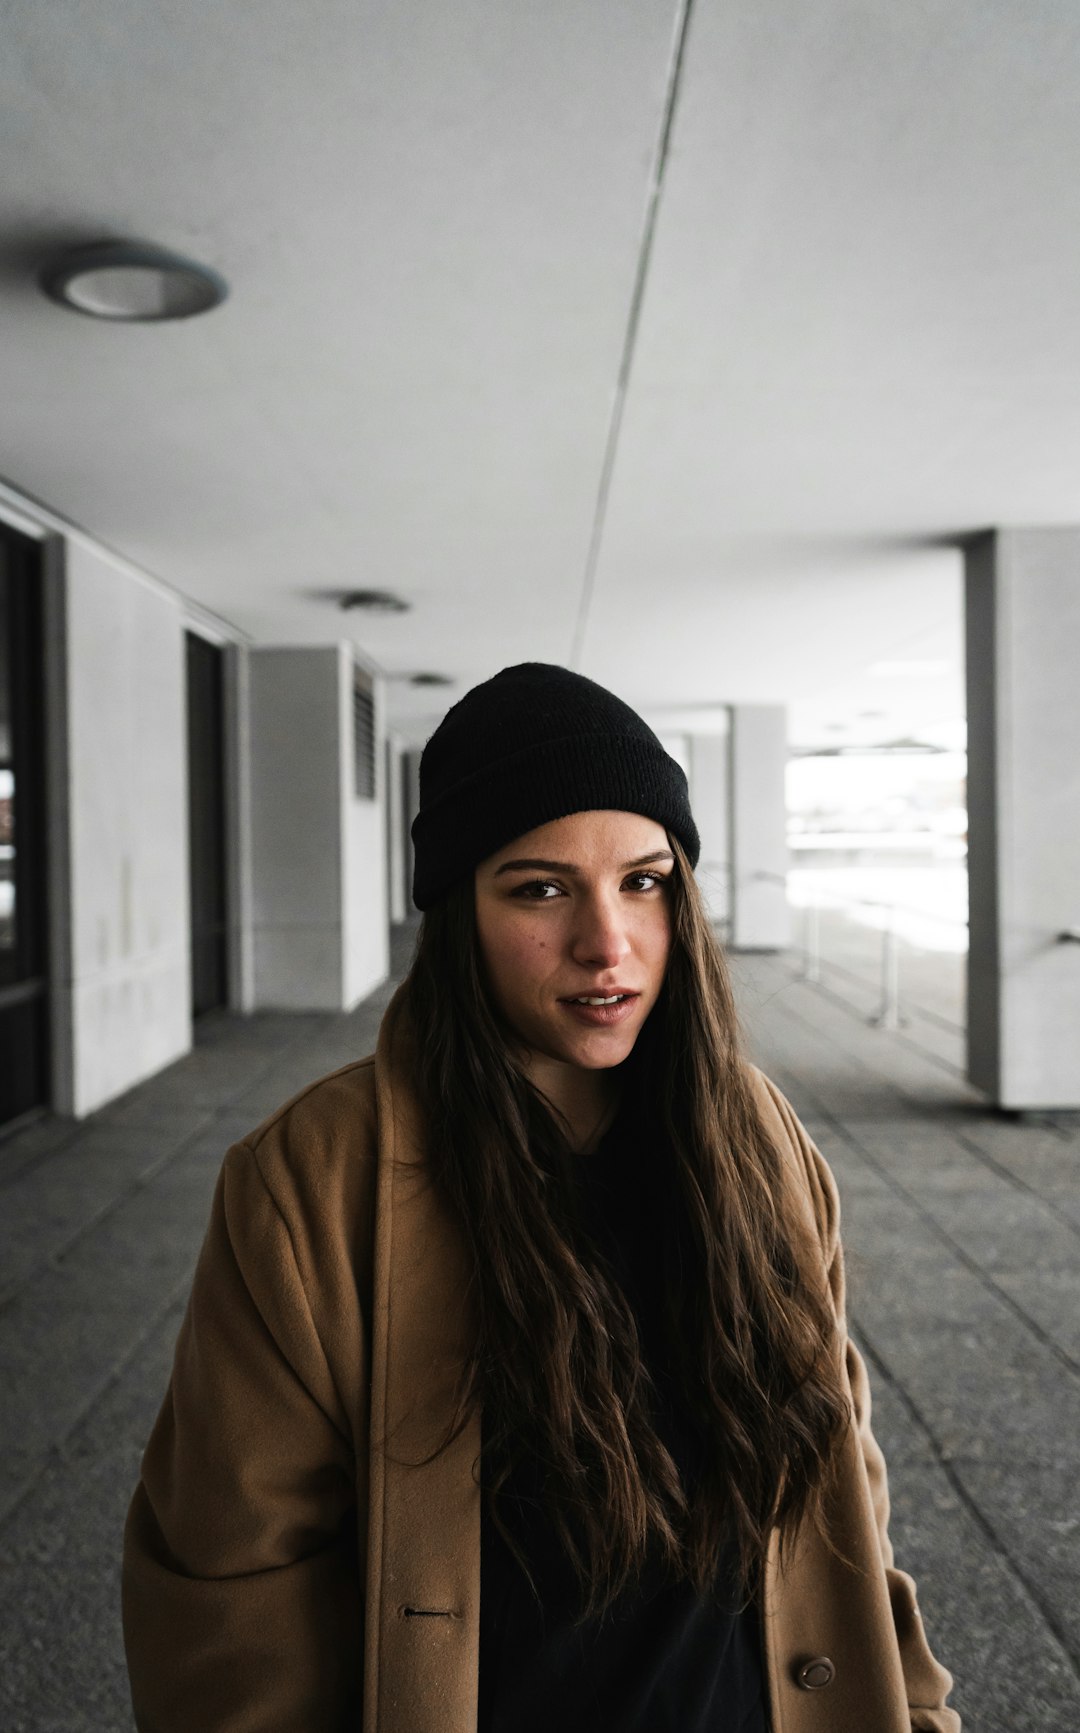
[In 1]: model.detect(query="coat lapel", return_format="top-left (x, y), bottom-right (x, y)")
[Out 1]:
top-left (364, 990), bottom-right (481, 1733)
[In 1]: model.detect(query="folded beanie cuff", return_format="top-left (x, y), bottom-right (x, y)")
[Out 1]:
top-left (412, 729), bottom-right (699, 910)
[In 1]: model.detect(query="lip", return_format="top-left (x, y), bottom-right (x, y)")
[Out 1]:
top-left (558, 990), bottom-right (641, 1029)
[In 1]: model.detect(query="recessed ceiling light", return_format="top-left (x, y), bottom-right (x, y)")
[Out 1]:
top-left (339, 589), bottom-right (411, 613)
top-left (40, 240), bottom-right (228, 322)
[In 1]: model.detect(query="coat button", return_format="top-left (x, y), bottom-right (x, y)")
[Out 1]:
top-left (795, 1656), bottom-right (835, 1691)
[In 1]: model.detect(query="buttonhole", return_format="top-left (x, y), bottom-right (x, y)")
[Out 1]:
top-left (400, 1605), bottom-right (459, 1619)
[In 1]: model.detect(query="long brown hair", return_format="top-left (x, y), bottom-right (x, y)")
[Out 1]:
top-left (403, 837), bottom-right (850, 1617)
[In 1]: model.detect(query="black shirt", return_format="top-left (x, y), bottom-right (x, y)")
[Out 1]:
top-left (477, 1108), bottom-right (769, 1733)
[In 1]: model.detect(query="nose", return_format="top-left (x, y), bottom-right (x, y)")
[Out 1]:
top-left (570, 890), bottom-right (632, 971)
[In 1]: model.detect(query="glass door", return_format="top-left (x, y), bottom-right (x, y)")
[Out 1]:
top-left (0, 528), bottom-right (49, 1128)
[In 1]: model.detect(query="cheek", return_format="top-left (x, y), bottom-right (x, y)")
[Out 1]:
top-left (477, 909), bottom-right (552, 999)
top-left (642, 906), bottom-right (673, 981)
top-left (500, 926), bottom-right (552, 983)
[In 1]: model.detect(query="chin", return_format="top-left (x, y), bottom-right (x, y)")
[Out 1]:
top-left (565, 1033), bottom-right (639, 1070)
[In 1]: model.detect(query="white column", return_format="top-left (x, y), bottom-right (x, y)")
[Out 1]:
top-left (248, 646), bottom-right (388, 1011)
top-left (729, 704), bottom-right (790, 952)
top-left (965, 529), bottom-right (1080, 1108)
top-left (223, 643), bottom-right (255, 1013)
top-left (687, 730), bottom-right (730, 925)
top-left (403, 749), bottom-right (423, 913)
top-left (61, 538), bottom-right (191, 1114)
top-left (340, 658), bottom-right (390, 1006)
top-left (385, 736), bottom-right (408, 926)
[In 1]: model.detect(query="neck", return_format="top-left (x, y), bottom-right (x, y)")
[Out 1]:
top-left (525, 1057), bottom-right (621, 1153)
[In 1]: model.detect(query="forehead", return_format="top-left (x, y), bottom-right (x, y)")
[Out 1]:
top-left (483, 809), bottom-right (671, 871)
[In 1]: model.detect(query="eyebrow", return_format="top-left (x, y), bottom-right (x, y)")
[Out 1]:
top-left (493, 850), bottom-right (675, 877)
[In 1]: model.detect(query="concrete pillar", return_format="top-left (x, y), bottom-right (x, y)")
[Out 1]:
top-left (403, 748), bottom-right (422, 912)
top-left (223, 643), bottom-right (255, 1013)
top-left (61, 536), bottom-right (191, 1115)
top-left (248, 646), bottom-right (388, 1010)
top-left (965, 529), bottom-right (1080, 1108)
top-left (687, 730), bottom-right (730, 925)
top-left (385, 736), bottom-right (408, 926)
top-left (728, 704), bottom-right (790, 951)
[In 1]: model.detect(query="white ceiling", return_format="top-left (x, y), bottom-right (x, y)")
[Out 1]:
top-left (3, 1), bottom-right (1078, 745)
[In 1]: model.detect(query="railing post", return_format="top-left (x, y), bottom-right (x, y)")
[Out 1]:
top-left (801, 903), bottom-right (821, 983)
top-left (871, 909), bottom-right (903, 1031)
top-left (793, 888), bottom-right (965, 1029)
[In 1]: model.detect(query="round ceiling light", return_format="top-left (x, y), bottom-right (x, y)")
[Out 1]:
top-left (40, 241), bottom-right (228, 322)
top-left (339, 589), bottom-right (411, 614)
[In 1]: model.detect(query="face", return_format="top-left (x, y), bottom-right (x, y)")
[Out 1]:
top-left (474, 809), bottom-right (674, 1085)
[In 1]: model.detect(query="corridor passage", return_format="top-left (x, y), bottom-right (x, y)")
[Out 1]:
top-left (2, 921), bottom-right (1078, 1732)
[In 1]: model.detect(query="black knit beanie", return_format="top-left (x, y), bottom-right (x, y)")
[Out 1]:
top-left (410, 662), bottom-right (700, 910)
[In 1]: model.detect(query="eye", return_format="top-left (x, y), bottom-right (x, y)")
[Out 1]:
top-left (510, 878), bottom-right (564, 900)
top-left (623, 870), bottom-right (669, 893)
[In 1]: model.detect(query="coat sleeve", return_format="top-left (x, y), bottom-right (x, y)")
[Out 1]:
top-left (122, 1137), bottom-right (364, 1732)
top-left (759, 1077), bottom-right (962, 1733)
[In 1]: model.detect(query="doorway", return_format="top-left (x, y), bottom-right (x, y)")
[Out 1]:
top-left (0, 528), bottom-right (49, 1128)
top-left (185, 632), bottom-right (229, 1016)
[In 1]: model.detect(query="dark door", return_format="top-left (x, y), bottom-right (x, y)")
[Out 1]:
top-left (0, 529), bottom-right (49, 1128)
top-left (186, 632), bottom-right (229, 1016)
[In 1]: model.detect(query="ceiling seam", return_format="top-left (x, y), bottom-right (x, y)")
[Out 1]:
top-left (0, 471), bottom-right (253, 641)
top-left (568, 0), bottom-right (697, 670)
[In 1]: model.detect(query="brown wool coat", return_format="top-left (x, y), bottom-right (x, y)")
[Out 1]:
top-left (122, 987), bottom-right (961, 1733)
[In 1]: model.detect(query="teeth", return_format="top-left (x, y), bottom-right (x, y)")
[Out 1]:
top-left (574, 995), bottom-right (625, 1005)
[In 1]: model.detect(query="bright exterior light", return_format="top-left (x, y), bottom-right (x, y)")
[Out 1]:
top-left (869, 659), bottom-right (953, 678)
top-left (40, 241), bottom-right (228, 322)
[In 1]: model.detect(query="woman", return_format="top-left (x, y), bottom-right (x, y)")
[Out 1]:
top-left (123, 661), bottom-right (960, 1732)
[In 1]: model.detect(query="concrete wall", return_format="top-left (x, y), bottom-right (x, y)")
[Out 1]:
top-left (224, 643), bottom-right (256, 1012)
top-left (729, 704), bottom-right (790, 951)
top-left (249, 646), bottom-right (388, 1010)
top-left (403, 748), bottom-right (423, 914)
top-left (687, 730), bottom-right (730, 924)
top-left (3, 483), bottom-right (394, 1113)
top-left (385, 735), bottom-right (408, 926)
top-left (965, 533), bottom-right (1000, 1099)
top-left (966, 528), bottom-right (1080, 1107)
top-left (341, 656), bottom-right (389, 1005)
top-left (62, 538), bottom-right (191, 1114)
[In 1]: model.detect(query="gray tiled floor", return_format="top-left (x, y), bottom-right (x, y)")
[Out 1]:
top-left (3, 919), bottom-right (1078, 1731)
top-left (736, 937), bottom-right (1080, 1732)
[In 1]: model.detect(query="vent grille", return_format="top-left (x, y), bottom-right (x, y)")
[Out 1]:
top-left (353, 679), bottom-right (376, 799)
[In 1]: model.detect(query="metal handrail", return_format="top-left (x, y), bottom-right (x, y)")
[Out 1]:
top-left (784, 879), bottom-right (965, 1032)
top-left (753, 867), bottom-right (969, 930)
top-left (745, 867), bottom-right (975, 1032)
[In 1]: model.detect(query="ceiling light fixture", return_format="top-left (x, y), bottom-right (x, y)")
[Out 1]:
top-left (40, 240), bottom-right (228, 322)
top-left (339, 589), bottom-right (411, 613)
